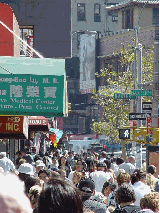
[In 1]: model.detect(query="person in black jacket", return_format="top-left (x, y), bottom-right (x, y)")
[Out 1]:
top-left (78, 178), bottom-right (109, 213)
top-left (113, 183), bottom-right (141, 213)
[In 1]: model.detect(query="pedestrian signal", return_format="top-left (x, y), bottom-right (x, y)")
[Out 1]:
top-left (119, 129), bottom-right (130, 139)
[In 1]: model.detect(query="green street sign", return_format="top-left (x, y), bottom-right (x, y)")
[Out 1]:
top-left (114, 93), bottom-right (136, 99)
top-left (131, 89), bottom-right (152, 96)
top-left (0, 74), bottom-right (65, 117)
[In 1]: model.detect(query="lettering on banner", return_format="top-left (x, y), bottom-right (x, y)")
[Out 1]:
top-left (10, 85), bottom-right (23, 97)
top-left (43, 78), bottom-right (50, 84)
top-left (7, 117), bottom-right (20, 122)
top-left (0, 77), bottom-right (26, 84)
top-left (5, 116), bottom-right (21, 132)
top-left (26, 86), bottom-right (39, 97)
top-left (6, 123), bottom-right (20, 132)
top-left (30, 77), bottom-right (38, 84)
top-left (0, 90), bottom-right (7, 96)
top-left (44, 87), bottom-right (57, 98)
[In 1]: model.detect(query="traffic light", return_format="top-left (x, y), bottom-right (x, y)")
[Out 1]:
top-left (152, 128), bottom-right (159, 144)
top-left (119, 129), bottom-right (130, 139)
top-left (133, 129), bottom-right (146, 142)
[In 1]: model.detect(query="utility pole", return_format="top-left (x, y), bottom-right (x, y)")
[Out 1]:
top-left (137, 43), bottom-right (143, 169)
top-left (133, 1), bottom-right (149, 168)
top-left (137, 43), bottom-right (142, 118)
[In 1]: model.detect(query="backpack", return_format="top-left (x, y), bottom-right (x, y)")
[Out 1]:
top-left (114, 205), bottom-right (128, 213)
top-left (114, 205), bottom-right (138, 213)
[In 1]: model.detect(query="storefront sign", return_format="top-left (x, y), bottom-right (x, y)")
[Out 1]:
top-left (0, 116), bottom-right (28, 139)
top-left (29, 116), bottom-right (48, 125)
top-left (0, 74), bottom-right (64, 116)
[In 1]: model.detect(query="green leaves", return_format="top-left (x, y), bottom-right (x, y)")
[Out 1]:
top-left (91, 41), bottom-right (154, 143)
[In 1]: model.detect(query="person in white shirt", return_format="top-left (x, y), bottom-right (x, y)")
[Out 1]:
top-left (67, 152), bottom-right (75, 170)
top-left (0, 152), bottom-right (15, 173)
top-left (0, 173), bottom-right (32, 213)
top-left (99, 151), bottom-right (107, 163)
top-left (131, 169), bottom-right (151, 206)
top-left (68, 159), bottom-right (84, 181)
top-left (90, 162), bottom-right (112, 193)
top-left (118, 156), bottom-right (135, 175)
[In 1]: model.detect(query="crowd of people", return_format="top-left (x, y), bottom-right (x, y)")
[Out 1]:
top-left (0, 149), bottom-right (159, 213)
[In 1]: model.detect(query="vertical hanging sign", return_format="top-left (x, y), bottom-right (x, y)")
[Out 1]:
top-left (147, 117), bottom-right (152, 135)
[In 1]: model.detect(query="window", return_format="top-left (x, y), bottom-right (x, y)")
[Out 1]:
top-left (112, 11), bottom-right (118, 22)
top-left (77, 3), bottom-right (86, 21)
top-left (20, 26), bottom-right (34, 57)
top-left (77, 31), bottom-right (85, 49)
top-left (94, 3), bottom-right (101, 22)
top-left (153, 8), bottom-right (159, 25)
top-left (122, 9), bottom-right (133, 29)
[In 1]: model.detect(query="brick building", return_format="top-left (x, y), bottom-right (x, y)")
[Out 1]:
top-left (99, 0), bottom-right (159, 84)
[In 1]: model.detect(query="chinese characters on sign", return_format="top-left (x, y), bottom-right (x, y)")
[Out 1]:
top-left (0, 74), bottom-right (64, 116)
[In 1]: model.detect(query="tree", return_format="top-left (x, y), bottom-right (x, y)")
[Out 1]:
top-left (91, 41), bottom-right (154, 155)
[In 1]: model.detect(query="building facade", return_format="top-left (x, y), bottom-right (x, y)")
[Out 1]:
top-left (0, 0), bottom-right (71, 58)
top-left (0, 3), bottom-right (20, 56)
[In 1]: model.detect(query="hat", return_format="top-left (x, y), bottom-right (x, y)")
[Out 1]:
top-left (78, 178), bottom-right (95, 193)
top-left (18, 163), bottom-right (34, 175)
top-left (97, 162), bottom-right (106, 168)
top-left (35, 160), bottom-right (45, 167)
top-left (0, 152), bottom-right (6, 157)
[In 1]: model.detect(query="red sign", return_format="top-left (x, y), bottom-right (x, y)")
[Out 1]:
top-left (128, 120), bottom-right (137, 127)
top-left (0, 116), bottom-right (28, 139)
top-left (147, 117), bottom-right (152, 135)
top-left (129, 120), bottom-right (137, 135)
top-left (29, 116), bottom-right (48, 125)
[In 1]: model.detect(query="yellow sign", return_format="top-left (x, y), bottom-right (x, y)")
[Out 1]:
top-left (134, 129), bottom-right (146, 142)
top-left (152, 128), bottom-right (159, 144)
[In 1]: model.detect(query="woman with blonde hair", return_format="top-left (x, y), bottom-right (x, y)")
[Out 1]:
top-left (140, 192), bottom-right (159, 213)
top-left (28, 185), bottom-right (42, 211)
top-left (72, 171), bottom-right (83, 186)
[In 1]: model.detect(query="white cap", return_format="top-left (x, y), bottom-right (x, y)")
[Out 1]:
top-left (18, 163), bottom-right (34, 175)
top-left (0, 152), bottom-right (6, 157)
top-left (35, 160), bottom-right (45, 167)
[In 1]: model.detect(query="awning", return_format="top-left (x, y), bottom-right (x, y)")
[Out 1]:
top-left (28, 116), bottom-right (50, 131)
top-left (0, 57), bottom-right (67, 117)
